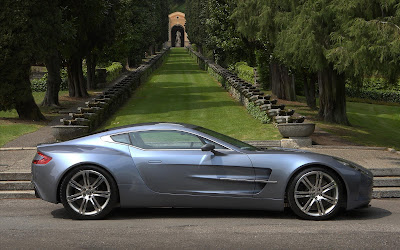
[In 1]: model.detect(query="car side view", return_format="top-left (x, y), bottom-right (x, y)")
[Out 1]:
top-left (32, 123), bottom-right (373, 220)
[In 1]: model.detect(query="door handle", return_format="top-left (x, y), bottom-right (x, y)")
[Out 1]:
top-left (148, 160), bottom-right (162, 164)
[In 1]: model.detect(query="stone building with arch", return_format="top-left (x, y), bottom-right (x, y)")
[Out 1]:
top-left (167, 12), bottom-right (190, 47)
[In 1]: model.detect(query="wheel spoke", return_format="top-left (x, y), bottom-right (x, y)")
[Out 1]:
top-left (316, 200), bottom-right (325, 215)
top-left (93, 190), bottom-right (111, 199)
top-left (79, 199), bottom-right (88, 214)
top-left (301, 198), bottom-right (315, 212)
top-left (295, 190), bottom-right (313, 198)
top-left (322, 194), bottom-right (337, 205)
top-left (69, 180), bottom-right (83, 191)
top-left (301, 177), bottom-right (314, 190)
top-left (91, 176), bottom-right (104, 189)
top-left (67, 192), bottom-right (84, 203)
top-left (90, 197), bottom-right (102, 213)
top-left (315, 172), bottom-right (323, 189)
top-left (322, 181), bottom-right (336, 193)
top-left (82, 171), bottom-right (91, 187)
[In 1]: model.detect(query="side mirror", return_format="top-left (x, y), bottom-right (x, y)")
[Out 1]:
top-left (201, 143), bottom-right (215, 151)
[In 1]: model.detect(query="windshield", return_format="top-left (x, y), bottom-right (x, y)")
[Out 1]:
top-left (194, 127), bottom-right (260, 151)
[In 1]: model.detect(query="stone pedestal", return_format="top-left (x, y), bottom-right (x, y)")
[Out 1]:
top-left (281, 137), bottom-right (312, 148)
top-left (277, 123), bottom-right (315, 138)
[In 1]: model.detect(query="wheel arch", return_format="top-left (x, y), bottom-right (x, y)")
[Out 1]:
top-left (56, 162), bottom-right (120, 203)
top-left (284, 163), bottom-right (348, 208)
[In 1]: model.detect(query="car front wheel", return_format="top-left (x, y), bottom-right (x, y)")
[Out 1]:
top-left (288, 167), bottom-right (344, 220)
top-left (60, 166), bottom-right (118, 220)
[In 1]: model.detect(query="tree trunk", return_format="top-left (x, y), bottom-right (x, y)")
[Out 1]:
top-left (16, 67), bottom-right (46, 121)
top-left (86, 53), bottom-right (97, 90)
top-left (318, 65), bottom-right (350, 125)
top-left (67, 57), bottom-right (88, 98)
top-left (303, 72), bottom-right (317, 110)
top-left (41, 49), bottom-right (61, 107)
top-left (270, 61), bottom-right (296, 101)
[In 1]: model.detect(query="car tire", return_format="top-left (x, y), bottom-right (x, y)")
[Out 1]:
top-left (60, 165), bottom-right (118, 220)
top-left (288, 167), bottom-right (344, 220)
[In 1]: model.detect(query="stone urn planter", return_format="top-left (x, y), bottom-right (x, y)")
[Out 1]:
top-left (52, 125), bottom-right (89, 141)
top-left (277, 123), bottom-right (315, 138)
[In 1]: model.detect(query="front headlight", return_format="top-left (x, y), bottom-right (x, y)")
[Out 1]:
top-left (334, 157), bottom-right (373, 178)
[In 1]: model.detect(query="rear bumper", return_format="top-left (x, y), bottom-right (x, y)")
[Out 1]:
top-left (31, 163), bottom-right (59, 204)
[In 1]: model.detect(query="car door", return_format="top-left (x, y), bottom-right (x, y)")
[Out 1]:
top-left (128, 130), bottom-right (255, 196)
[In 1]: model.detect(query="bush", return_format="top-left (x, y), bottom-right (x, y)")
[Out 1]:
top-left (105, 62), bottom-right (123, 83)
top-left (191, 43), bottom-right (198, 52)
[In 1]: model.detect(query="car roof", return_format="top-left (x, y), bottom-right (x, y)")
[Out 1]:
top-left (99, 122), bottom-right (199, 134)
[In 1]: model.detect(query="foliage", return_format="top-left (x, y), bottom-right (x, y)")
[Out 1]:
top-left (107, 0), bottom-right (169, 66)
top-left (255, 48), bottom-right (271, 90)
top-left (191, 44), bottom-right (198, 52)
top-left (186, 0), bottom-right (209, 49)
top-left (246, 102), bottom-right (271, 124)
top-left (105, 62), bottom-right (123, 83)
top-left (205, 0), bottom-right (255, 66)
top-left (170, 0), bottom-right (186, 13)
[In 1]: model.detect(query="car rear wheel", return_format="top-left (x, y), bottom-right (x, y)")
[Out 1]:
top-left (288, 167), bottom-right (343, 220)
top-left (60, 166), bottom-right (118, 220)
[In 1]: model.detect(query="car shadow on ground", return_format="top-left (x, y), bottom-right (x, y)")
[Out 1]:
top-left (51, 205), bottom-right (391, 221)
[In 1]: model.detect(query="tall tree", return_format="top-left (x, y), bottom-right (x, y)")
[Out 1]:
top-left (231, 0), bottom-right (296, 101)
top-left (186, 0), bottom-right (209, 53)
top-left (0, 0), bottom-right (50, 120)
top-left (40, 0), bottom-right (64, 107)
top-left (206, 0), bottom-right (255, 67)
top-left (60, 0), bottom-right (115, 97)
top-left (273, 0), bottom-right (350, 124)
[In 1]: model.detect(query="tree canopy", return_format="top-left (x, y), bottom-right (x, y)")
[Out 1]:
top-left (0, 0), bottom-right (170, 119)
top-left (186, 0), bottom-right (400, 125)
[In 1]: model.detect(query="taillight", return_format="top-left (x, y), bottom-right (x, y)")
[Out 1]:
top-left (32, 152), bottom-right (52, 165)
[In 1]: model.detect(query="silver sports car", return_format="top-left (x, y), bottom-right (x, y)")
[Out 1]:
top-left (32, 123), bottom-right (373, 220)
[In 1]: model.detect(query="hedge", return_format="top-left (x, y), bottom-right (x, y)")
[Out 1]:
top-left (31, 62), bottom-right (123, 92)
top-left (232, 62), bottom-right (255, 84)
top-left (346, 87), bottom-right (400, 104)
top-left (31, 71), bottom-right (68, 92)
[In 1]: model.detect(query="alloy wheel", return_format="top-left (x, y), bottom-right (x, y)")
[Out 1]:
top-left (66, 170), bottom-right (111, 216)
top-left (293, 170), bottom-right (339, 217)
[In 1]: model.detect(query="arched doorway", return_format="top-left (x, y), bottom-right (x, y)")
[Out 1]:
top-left (171, 25), bottom-right (184, 47)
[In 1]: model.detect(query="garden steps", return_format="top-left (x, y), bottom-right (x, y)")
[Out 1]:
top-left (0, 168), bottom-right (400, 199)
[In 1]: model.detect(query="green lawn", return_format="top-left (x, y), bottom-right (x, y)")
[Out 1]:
top-left (0, 91), bottom-right (70, 147)
top-left (285, 96), bottom-right (400, 149)
top-left (103, 48), bottom-right (281, 141)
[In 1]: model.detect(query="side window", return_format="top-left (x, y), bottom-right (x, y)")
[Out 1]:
top-left (111, 133), bottom-right (131, 144)
top-left (202, 138), bottom-right (227, 150)
top-left (129, 130), bottom-right (205, 149)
